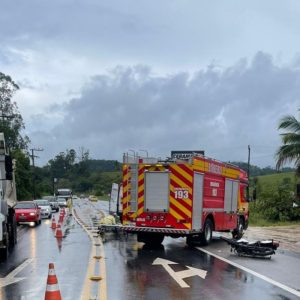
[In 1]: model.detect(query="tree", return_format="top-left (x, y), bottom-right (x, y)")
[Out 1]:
top-left (0, 72), bottom-right (29, 149)
top-left (48, 152), bottom-right (68, 178)
top-left (76, 146), bottom-right (90, 176)
top-left (276, 112), bottom-right (300, 171)
top-left (253, 177), bottom-right (298, 221)
top-left (11, 149), bottom-right (32, 199)
top-left (66, 149), bottom-right (76, 166)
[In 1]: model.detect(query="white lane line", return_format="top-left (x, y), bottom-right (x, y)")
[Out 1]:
top-left (197, 247), bottom-right (300, 298)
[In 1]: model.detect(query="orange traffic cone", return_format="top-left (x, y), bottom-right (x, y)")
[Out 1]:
top-left (58, 213), bottom-right (64, 224)
top-left (51, 215), bottom-right (56, 229)
top-left (55, 224), bottom-right (63, 238)
top-left (45, 263), bottom-right (62, 300)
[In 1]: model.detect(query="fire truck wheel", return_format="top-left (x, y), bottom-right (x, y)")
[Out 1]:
top-left (186, 236), bottom-right (196, 247)
top-left (151, 234), bottom-right (164, 245)
top-left (138, 233), bottom-right (164, 245)
top-left (200, 218), bottom-right (213, 245)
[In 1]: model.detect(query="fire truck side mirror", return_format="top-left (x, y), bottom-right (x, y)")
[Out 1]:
top-left (5, 155), bottom-right (13, 180)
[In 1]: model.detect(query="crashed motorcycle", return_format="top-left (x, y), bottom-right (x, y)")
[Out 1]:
top-left (221, 236), bottom-right (279, 258)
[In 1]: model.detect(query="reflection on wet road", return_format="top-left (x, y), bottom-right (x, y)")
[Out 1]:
top-left (103, 232), bottom-right (300, 300)
top-left (0, 210), bottom-right (90, 299)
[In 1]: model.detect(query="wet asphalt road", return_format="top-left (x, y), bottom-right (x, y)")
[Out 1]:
top-left (1, 200), bottom-right (300, 300)
top-left (102, 232), bottom-right (300, 300)
top-left (0, 210), bottom-right (90, 299)
top-left (96, 197), bottom-right (300, 300)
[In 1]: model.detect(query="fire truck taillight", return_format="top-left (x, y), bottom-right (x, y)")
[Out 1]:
top-left (152, 215), bottom-right (158, 221)
top-left (146, 215), bottom-right (151, 221)
top-left (160, 215), bottom-right (165, 221)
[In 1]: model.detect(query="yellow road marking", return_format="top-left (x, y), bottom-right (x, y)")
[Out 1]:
top-left (73, 208), bottom-right (107, 300)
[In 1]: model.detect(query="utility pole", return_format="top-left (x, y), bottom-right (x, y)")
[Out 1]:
top-left (30, 147), bottom-right (43, 199)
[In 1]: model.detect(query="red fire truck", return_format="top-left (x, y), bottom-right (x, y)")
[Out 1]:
top-left (109, 153), bottom-right (249, 246)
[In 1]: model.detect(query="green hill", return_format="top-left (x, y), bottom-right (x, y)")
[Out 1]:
top-left (249, 171), bottom-right (300, 225)
top-left (256, 172), bottom-right (296, 188)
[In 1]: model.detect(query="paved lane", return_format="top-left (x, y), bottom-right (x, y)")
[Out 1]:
top-left (2, 199), bottom-right (298, 300)
top-left (0, 211), bottom-right (91, 299)
top-left (102, 232), bottom-right (300, 300)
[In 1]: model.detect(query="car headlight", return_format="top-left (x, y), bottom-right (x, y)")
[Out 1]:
top-left (30, 212), bottom-right (36, 216)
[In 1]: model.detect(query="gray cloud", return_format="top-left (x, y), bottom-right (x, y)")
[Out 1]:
top-left (30, 52), bottom-right (299, 167)
top-left (2, 1), bottom-right (300, 70)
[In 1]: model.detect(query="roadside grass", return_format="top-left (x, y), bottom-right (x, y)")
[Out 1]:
top-left (256, 172), bottom-right (296, 187)
top-left (249, 213), bottom-right (300, 227)
top-left (99, 195), bottom-right (110, 201)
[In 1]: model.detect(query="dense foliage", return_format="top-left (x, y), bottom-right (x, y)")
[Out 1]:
top-left (0, 72), bottom-right (29, 149)
top-left (250, 173), bottom-right (300, 222)
top-left (31, 149), bottom-right (122, 199)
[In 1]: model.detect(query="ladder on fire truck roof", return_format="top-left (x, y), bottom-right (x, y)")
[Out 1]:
top-left (123, 152), bottom-right (244, 174)
top-left (128, 163), bottom-right (138, 212)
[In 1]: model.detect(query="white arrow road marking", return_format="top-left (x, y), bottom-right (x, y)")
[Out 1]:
top-left (0, 258), bottom-right (33, 288)
top-left (153, 258), bottom-right (207, 288)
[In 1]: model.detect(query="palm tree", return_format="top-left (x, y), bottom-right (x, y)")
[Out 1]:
top-left (276, 113), bottom-right (300, 171)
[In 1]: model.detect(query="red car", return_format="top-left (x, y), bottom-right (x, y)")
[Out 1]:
top-left (15, 201), bottom-right (41, 226)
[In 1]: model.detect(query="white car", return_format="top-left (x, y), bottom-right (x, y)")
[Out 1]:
top-left (43, 195), bottom-right (59, 212)
top-left (33, 199), bottom-right (52, 219)
top-left (57, 196), bottom-right (67, 207)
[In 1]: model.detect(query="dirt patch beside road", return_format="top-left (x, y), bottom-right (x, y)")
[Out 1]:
top-left (243, 225), bottom-right (300, 253)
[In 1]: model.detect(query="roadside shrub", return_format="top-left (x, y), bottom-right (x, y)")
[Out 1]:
top-left (253, 177), bottom-right (300, 222)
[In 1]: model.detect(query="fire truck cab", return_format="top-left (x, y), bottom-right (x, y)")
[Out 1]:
top-left (121, 153), bottom-right (249, 246)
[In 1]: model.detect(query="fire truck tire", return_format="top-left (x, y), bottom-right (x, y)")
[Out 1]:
top-left (138, 233), bottom-right (164, 245)
top-left (200, 218), bottom-right (213, 245)
top-left (186, 236), bottom-right (196, 247)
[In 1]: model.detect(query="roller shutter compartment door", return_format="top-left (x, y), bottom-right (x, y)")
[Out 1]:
top-left (144, 172), bottom-right (169, 212)
top-left (224, 179), bottom-right (239, 212)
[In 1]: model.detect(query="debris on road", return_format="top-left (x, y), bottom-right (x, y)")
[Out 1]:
top-left (99, 215), bottom-right (116, 225)
top-left (221, 236), bottom-right (279, 258)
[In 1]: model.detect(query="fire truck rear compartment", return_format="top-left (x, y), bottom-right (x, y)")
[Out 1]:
top-left (144, 171), bottom-right (169, 212)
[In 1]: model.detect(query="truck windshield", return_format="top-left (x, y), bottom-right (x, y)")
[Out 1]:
top-left (56, 190), bottom-right (71, 196)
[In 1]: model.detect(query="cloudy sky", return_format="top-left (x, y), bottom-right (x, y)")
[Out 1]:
top-left (1, 1), bottom-right (300, 167)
